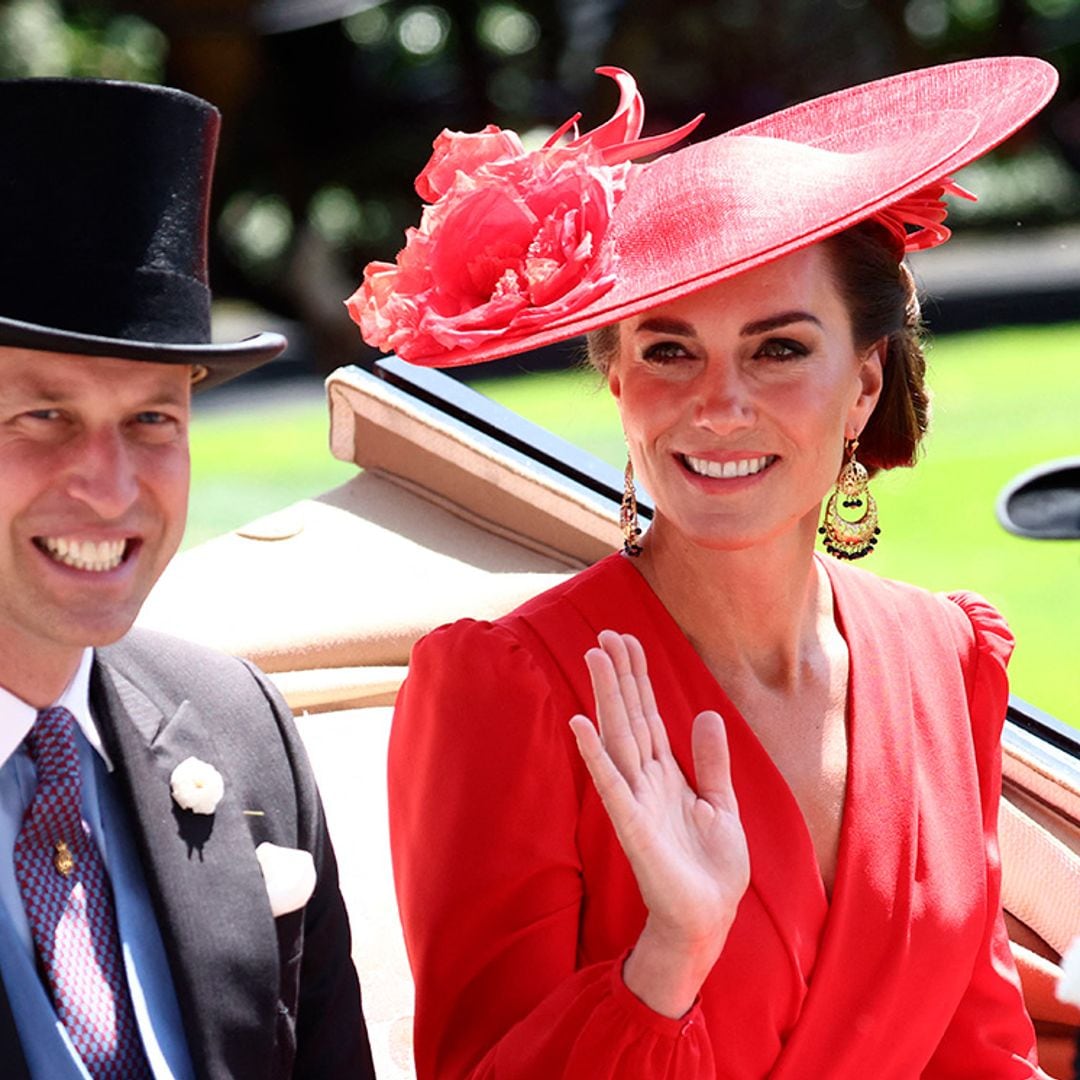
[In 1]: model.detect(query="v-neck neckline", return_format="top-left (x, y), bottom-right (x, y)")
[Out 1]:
top-left (607, 551), bottom-right (859, 914)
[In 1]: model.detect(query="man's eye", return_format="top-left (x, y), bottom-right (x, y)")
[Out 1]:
top-left (25, 408), bottom-right (62, 421)
top-left (131, 411), bottom-right (185, 441)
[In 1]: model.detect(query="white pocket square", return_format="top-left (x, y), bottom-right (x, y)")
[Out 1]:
top-left (255, 842), bottom-right (317, 917)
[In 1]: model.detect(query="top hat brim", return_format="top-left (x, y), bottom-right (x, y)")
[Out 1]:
top-left (388, 57), bottom-right (1057, 369)
top-left (0, 314), bottom-right (286, 393)
top-left (997, 458), bottom-right (1080, 540)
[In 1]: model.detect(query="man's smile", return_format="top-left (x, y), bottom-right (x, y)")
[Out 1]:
top-left (33, 536), bottom-right (135, 573)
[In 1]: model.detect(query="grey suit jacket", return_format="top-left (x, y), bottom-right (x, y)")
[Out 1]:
top-left (0, 628), bottom-right (375, 1079)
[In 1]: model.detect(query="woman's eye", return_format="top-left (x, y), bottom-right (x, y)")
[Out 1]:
top-left (755, 338), bottom-right (808, 360)
top-left (642, 340), bottom-right (693, 363)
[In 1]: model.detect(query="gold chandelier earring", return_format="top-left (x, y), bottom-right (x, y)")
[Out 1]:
top-left (621, 455), bottom-right (643, 557)
top-left (819, 437), bottom-right (880, 560)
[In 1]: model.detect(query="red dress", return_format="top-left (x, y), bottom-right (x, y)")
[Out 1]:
top-left (389, 553), bottom-right (1039, 1078)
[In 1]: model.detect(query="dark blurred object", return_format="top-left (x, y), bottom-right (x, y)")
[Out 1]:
top-left (998, 458), bottom-right (1080, 540)
top-left (254, 0), bottom-right (376, 35)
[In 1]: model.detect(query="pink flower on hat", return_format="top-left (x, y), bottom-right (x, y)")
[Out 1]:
top-left (348, 68), bottom-right (701, 363)
top-left (414, 124), bottom-right (526, 204)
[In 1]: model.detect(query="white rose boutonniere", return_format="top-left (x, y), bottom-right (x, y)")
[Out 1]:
top-left (170, 756), bottom-right (225, 815)
top-left (1058, 936), bottom-right (1080, 1007)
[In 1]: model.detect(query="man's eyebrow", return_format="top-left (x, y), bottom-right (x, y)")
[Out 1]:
top-left (140, 388), bottom-right (190, 409)
top-left (740, 311), bottom-right (822, 335)
top-left (0, 381), bottom-right (63, 403)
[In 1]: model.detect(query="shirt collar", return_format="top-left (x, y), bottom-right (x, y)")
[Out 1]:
top-left (0, 649), bottom-right (113, 771)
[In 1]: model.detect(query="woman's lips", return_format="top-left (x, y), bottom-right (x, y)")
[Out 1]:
top-left (679, 453), bottom-right (777, 479)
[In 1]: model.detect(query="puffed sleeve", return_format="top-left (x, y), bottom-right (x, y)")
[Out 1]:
top-left (924, 593), bottom-right (1042, 1077)
top-left (389, 619), bottom-right (713, 1079)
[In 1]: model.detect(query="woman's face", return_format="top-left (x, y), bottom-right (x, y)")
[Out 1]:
top-left (607, 243), bottom-right (883, 553)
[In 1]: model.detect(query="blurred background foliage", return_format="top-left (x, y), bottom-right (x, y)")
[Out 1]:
top-left (1, 0), bottom-right (1077, 375)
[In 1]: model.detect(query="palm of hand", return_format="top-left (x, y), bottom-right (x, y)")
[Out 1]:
top-left (570, 631), bottom-right (750, 953)
top-left (617, 744), bottom-right (750, 947)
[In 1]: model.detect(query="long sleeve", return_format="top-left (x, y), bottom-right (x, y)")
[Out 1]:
top-left (923, 593), bottom-right (1041, 1077)
top-left (389, 619), bottom-right (713, 1079)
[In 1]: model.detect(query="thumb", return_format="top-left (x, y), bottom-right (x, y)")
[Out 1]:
top-left (691, 710), bottom-right (737, 810)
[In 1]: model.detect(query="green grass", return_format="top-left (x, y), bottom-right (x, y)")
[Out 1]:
top-left (186, 323), bottom-right (1080, 727)
top-left (186, 387), bottom-right (355, 548)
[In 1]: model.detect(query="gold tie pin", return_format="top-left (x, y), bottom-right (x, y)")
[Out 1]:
top-left (53, 839), bottom-right (74, 877)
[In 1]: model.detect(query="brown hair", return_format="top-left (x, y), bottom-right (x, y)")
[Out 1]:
top-left (585, 322), bottom-right (620, 375)
top-left (584, 221), bottom-right (930, 475)
top-left (823, 222), bottom-right (929, 474)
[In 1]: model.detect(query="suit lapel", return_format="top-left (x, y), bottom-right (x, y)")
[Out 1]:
top-left (90, 655), bottom-right (279, 1080)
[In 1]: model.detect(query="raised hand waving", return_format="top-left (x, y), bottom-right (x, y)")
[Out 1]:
top-left (569, 630), bottom-right (750, 1018)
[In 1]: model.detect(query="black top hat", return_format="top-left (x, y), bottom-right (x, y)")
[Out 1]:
top-left (0, 77), bottom-right (285, 391)
top-left (996, 458), bottom-right (1080, 540)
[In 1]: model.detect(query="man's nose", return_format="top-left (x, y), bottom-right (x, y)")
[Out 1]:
top-left (62, 427), bottom-right (139, 519)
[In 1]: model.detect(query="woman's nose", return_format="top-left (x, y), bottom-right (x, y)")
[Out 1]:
top-left (692, 364), bottom-right (755, 433)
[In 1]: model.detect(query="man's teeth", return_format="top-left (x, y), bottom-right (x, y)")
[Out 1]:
top-left (39, 537), bottom-right (127, 572)
top-left (684, 454), bottom-right (774, 479)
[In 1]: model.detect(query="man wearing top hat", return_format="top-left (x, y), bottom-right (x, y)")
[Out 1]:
top-left (0, 78), bottom-right (375, 1078)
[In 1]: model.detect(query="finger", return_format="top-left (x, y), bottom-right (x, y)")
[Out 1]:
top-left (622, 634), bottom-right (672, 760)
top-left (691, 710), bottom-right (739, 812)
top-left (597, 630), bottom-right (654, 762)
top-left (569, 715), bottom-right (639, 825)
top-left (584, 647), bottom-right (642, 776)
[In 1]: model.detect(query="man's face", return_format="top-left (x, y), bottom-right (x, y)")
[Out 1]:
top-left (0, 348), bottom-right (191, 677)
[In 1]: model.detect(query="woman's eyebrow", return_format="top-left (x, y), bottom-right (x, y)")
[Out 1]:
top-left (741, 311), bottom-right (822, 335)
top-left (633, 310), bottom-right (824, 338)
top-left (634, 315), bottom-right (697, 337)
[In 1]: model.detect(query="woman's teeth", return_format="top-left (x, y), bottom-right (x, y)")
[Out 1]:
top-left (683, 454), bottom-right (774, 479)
top-left (38, 537), bottom-right (127, 572)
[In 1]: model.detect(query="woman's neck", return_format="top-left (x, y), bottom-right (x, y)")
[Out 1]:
top-left (634, 512), bottom-right (834, 693)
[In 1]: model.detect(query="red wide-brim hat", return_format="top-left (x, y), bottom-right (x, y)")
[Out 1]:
top-left (348, 57), bottom-right (1057, 369)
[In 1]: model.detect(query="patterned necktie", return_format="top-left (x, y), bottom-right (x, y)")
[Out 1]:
top-left (13, 706), bottom-right (151, 1079)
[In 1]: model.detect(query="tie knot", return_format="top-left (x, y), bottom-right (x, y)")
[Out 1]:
top-left (26, 706), bottom-right (80, 788)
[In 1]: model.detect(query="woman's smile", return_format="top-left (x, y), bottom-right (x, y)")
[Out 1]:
top-left (678, 453), bottom-right (779, 481)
